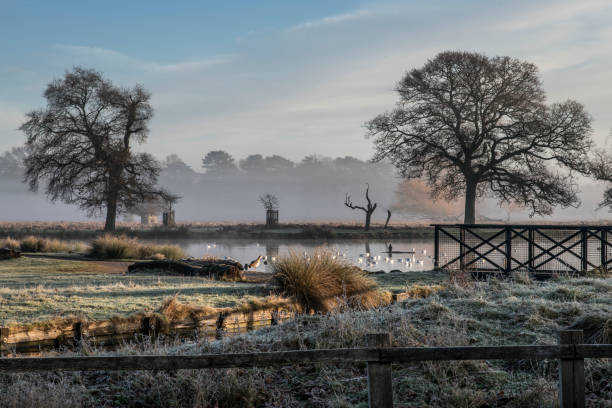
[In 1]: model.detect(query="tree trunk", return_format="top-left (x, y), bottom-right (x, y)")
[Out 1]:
top-left (104, 194), bottom-right (118, 232)
top-left (384, 209), bottom-right (392, 229)
top-left (365, 212), bottom-right (372, 231)
top-left (464, 180), bottom-right (477, 225)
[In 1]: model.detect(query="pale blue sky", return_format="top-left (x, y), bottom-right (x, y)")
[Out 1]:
top-left (2, 0), bottom-right (612, 168)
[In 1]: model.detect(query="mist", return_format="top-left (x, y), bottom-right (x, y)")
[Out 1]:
top-left (1, 147), bottom-right (610, 224)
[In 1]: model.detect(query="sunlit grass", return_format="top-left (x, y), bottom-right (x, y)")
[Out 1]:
top-left (0, 257), bottom-right (267, 324)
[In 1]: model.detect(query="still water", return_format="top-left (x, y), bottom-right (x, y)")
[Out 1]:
top-left (145, 238), bottom-right (435, 272)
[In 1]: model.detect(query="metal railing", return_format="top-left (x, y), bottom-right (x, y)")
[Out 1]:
top-left (433, 224), bottom-right (612, 275)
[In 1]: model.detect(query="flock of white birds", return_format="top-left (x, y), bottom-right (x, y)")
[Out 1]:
top-left (198, 242), bottom-right (435, 272)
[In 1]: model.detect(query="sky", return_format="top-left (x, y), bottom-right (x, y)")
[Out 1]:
top-left (1, 0), bottom-right (612, 170)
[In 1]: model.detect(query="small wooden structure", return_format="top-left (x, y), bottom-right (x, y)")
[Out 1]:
top-left (162, 210), bottom-right (176, 227)
top-left (266, 209), bottom-right (279, 228)
top-left (140, 214), bottom-right (158, 225)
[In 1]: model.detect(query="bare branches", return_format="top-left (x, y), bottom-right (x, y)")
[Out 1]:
top-left (344, 184), bottom-right (378, 230)
top-left (259, 193), bottom-right (279, 211)
top-left (20, 67), bottom-right (174, 231)
top-left (367, 51), bottom-right (594, 223)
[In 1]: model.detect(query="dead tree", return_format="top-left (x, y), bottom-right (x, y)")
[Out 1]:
top-left (384, 209), bottom-right (392, 229)
top-left (345, 184), bottom-right (377, 231)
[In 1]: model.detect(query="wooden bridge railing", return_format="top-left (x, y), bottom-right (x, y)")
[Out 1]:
top-left (433, 224), bottom-right (612, 275)
top-left (0, 330), bottom-right (610, 408)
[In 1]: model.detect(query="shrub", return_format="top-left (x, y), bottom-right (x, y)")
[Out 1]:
top-left (0, 237), bottom-right (20, 251)
top-left (90, 235), bottom-right (186, 260)
top-left (272, 249), bottom-right (391, 312)
top-left (17, 236), bottom-right (82, 253)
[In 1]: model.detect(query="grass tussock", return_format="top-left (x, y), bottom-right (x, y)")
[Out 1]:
top-left (90, 234), bottom-right (186, 260)
top-left (0, 236), bottom-right (20, 251)
top-left (1, 235), bottom-right (88, 253)
top-left (403, 283), bottom-right (445, 298)
top-left (272, 249), bottom-right (391, 312)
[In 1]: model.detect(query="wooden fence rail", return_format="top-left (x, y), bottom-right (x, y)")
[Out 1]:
top-left (0, 330), bottom-right (610, 408)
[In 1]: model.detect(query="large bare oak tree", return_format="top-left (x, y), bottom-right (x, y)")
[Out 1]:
top-left (367, 51), bottom-right (594, 224)
top-left (20, 67), bottom-right (172, 231)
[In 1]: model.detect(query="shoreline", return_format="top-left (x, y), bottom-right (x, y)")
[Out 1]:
top-left (0, 223), bottom-right (435, 240)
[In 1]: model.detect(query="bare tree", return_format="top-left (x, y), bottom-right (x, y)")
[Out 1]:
top-left (345, 184), bottom-right (377, 230)
top-left (20, 67), bottom-right (173, 231)
top-left (259, 193), bottom-right (279, 211)
top-left (589, 149), bottom-right (612, 209)
top-left (367, 51), bottom-right (594, 224)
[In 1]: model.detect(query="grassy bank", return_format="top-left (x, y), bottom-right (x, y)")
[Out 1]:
top-left (0, 274), bottom-right (609, 407)
top-left (0, 221), bottom-right (435, 240)
top-left (0, 257), bottom-right (267, 324)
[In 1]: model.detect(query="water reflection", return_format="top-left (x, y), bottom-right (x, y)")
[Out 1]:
top-left (145, 238), bottom-right (435, 272)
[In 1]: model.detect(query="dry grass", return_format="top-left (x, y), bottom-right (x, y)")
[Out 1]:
top-left (1, 235), bottom-right (88, 253)
top-left (90, 234), bottom-right (185, 260)
top-left (0, 236), bottom-right (20, 251)
top-left (0, 275), bottom-right (609, 407)
top-left (272, 248), bottom-right (391, 312)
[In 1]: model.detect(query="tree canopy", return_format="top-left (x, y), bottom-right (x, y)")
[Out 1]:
top-left (367, 51), bottom-right (594, 223)
top-left (202, 150), bottom-right (237, 175)
top-left (20, 67), bottom-right (172, 231)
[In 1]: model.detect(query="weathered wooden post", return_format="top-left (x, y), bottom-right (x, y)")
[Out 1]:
top-left (559, 330), bottom-right (585, 408)
top-left (0, 327), bottom-right (8, 357)
top-left (434, 225), bottom-right (440, 269)
top-left (366, 333), bottom-right (393, 408)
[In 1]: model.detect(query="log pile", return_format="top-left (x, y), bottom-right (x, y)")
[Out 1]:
top-left (128, 258), bottom-right (245, 281)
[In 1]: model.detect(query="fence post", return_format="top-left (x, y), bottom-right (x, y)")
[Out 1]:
top-left (559, 330), bottom-right (585, 408)
top-left (0, 327), bottom-right (8, 357)
top-left (505, 227), bottom-right (512, 275)
top-left (434, 226), bottom-right (440, 269)
top-left (600, 229), bottom-right (607, 273)
top-left (366, 333), bottom-right (393, 408)
top-left (581, 229), bottom-right (588, 274)
top-left (528, 228), bottom-right (535, 271)
top-left (459, 226), bottom-right (465, 270)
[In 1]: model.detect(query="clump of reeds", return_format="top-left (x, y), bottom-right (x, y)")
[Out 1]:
top-left (272, 249), bottom-right (391, 313)
top-left (15, 236), bottom-right (87, 253)
top-left (90, 234), bottom-right (186, 260)
top-left (0, 236), bottom-right (20, 251)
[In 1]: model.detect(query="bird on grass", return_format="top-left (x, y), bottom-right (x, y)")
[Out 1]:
top-left (246, 255), bottom-right (264, 272)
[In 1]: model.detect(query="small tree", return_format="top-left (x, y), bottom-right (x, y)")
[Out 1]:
top-left (259, 193), bottom-right (279, 227)
top-left (259, 193), bottom-right (279, 211)
top-left (367, 51), bottom-right (594, 224)
top-left (345, 184), bottom-right (377, 230)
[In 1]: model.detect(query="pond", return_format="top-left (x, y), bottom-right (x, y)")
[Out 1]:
top-left (144, 238), bottom-right (435, 272)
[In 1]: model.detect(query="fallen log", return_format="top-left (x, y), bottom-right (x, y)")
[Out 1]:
top-left (128, 259), bottom-right (244, 281)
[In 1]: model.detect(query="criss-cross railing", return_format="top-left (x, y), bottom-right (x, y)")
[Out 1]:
top-left (433, 224), bottom-right (612, 275)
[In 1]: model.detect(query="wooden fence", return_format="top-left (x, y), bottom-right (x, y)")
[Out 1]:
top-left (0, 305), bottom-right (296, 355)
top-left (433, 224), bottom-right (612, 275)
top-left (0, 330), bottom-right (609, 408)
